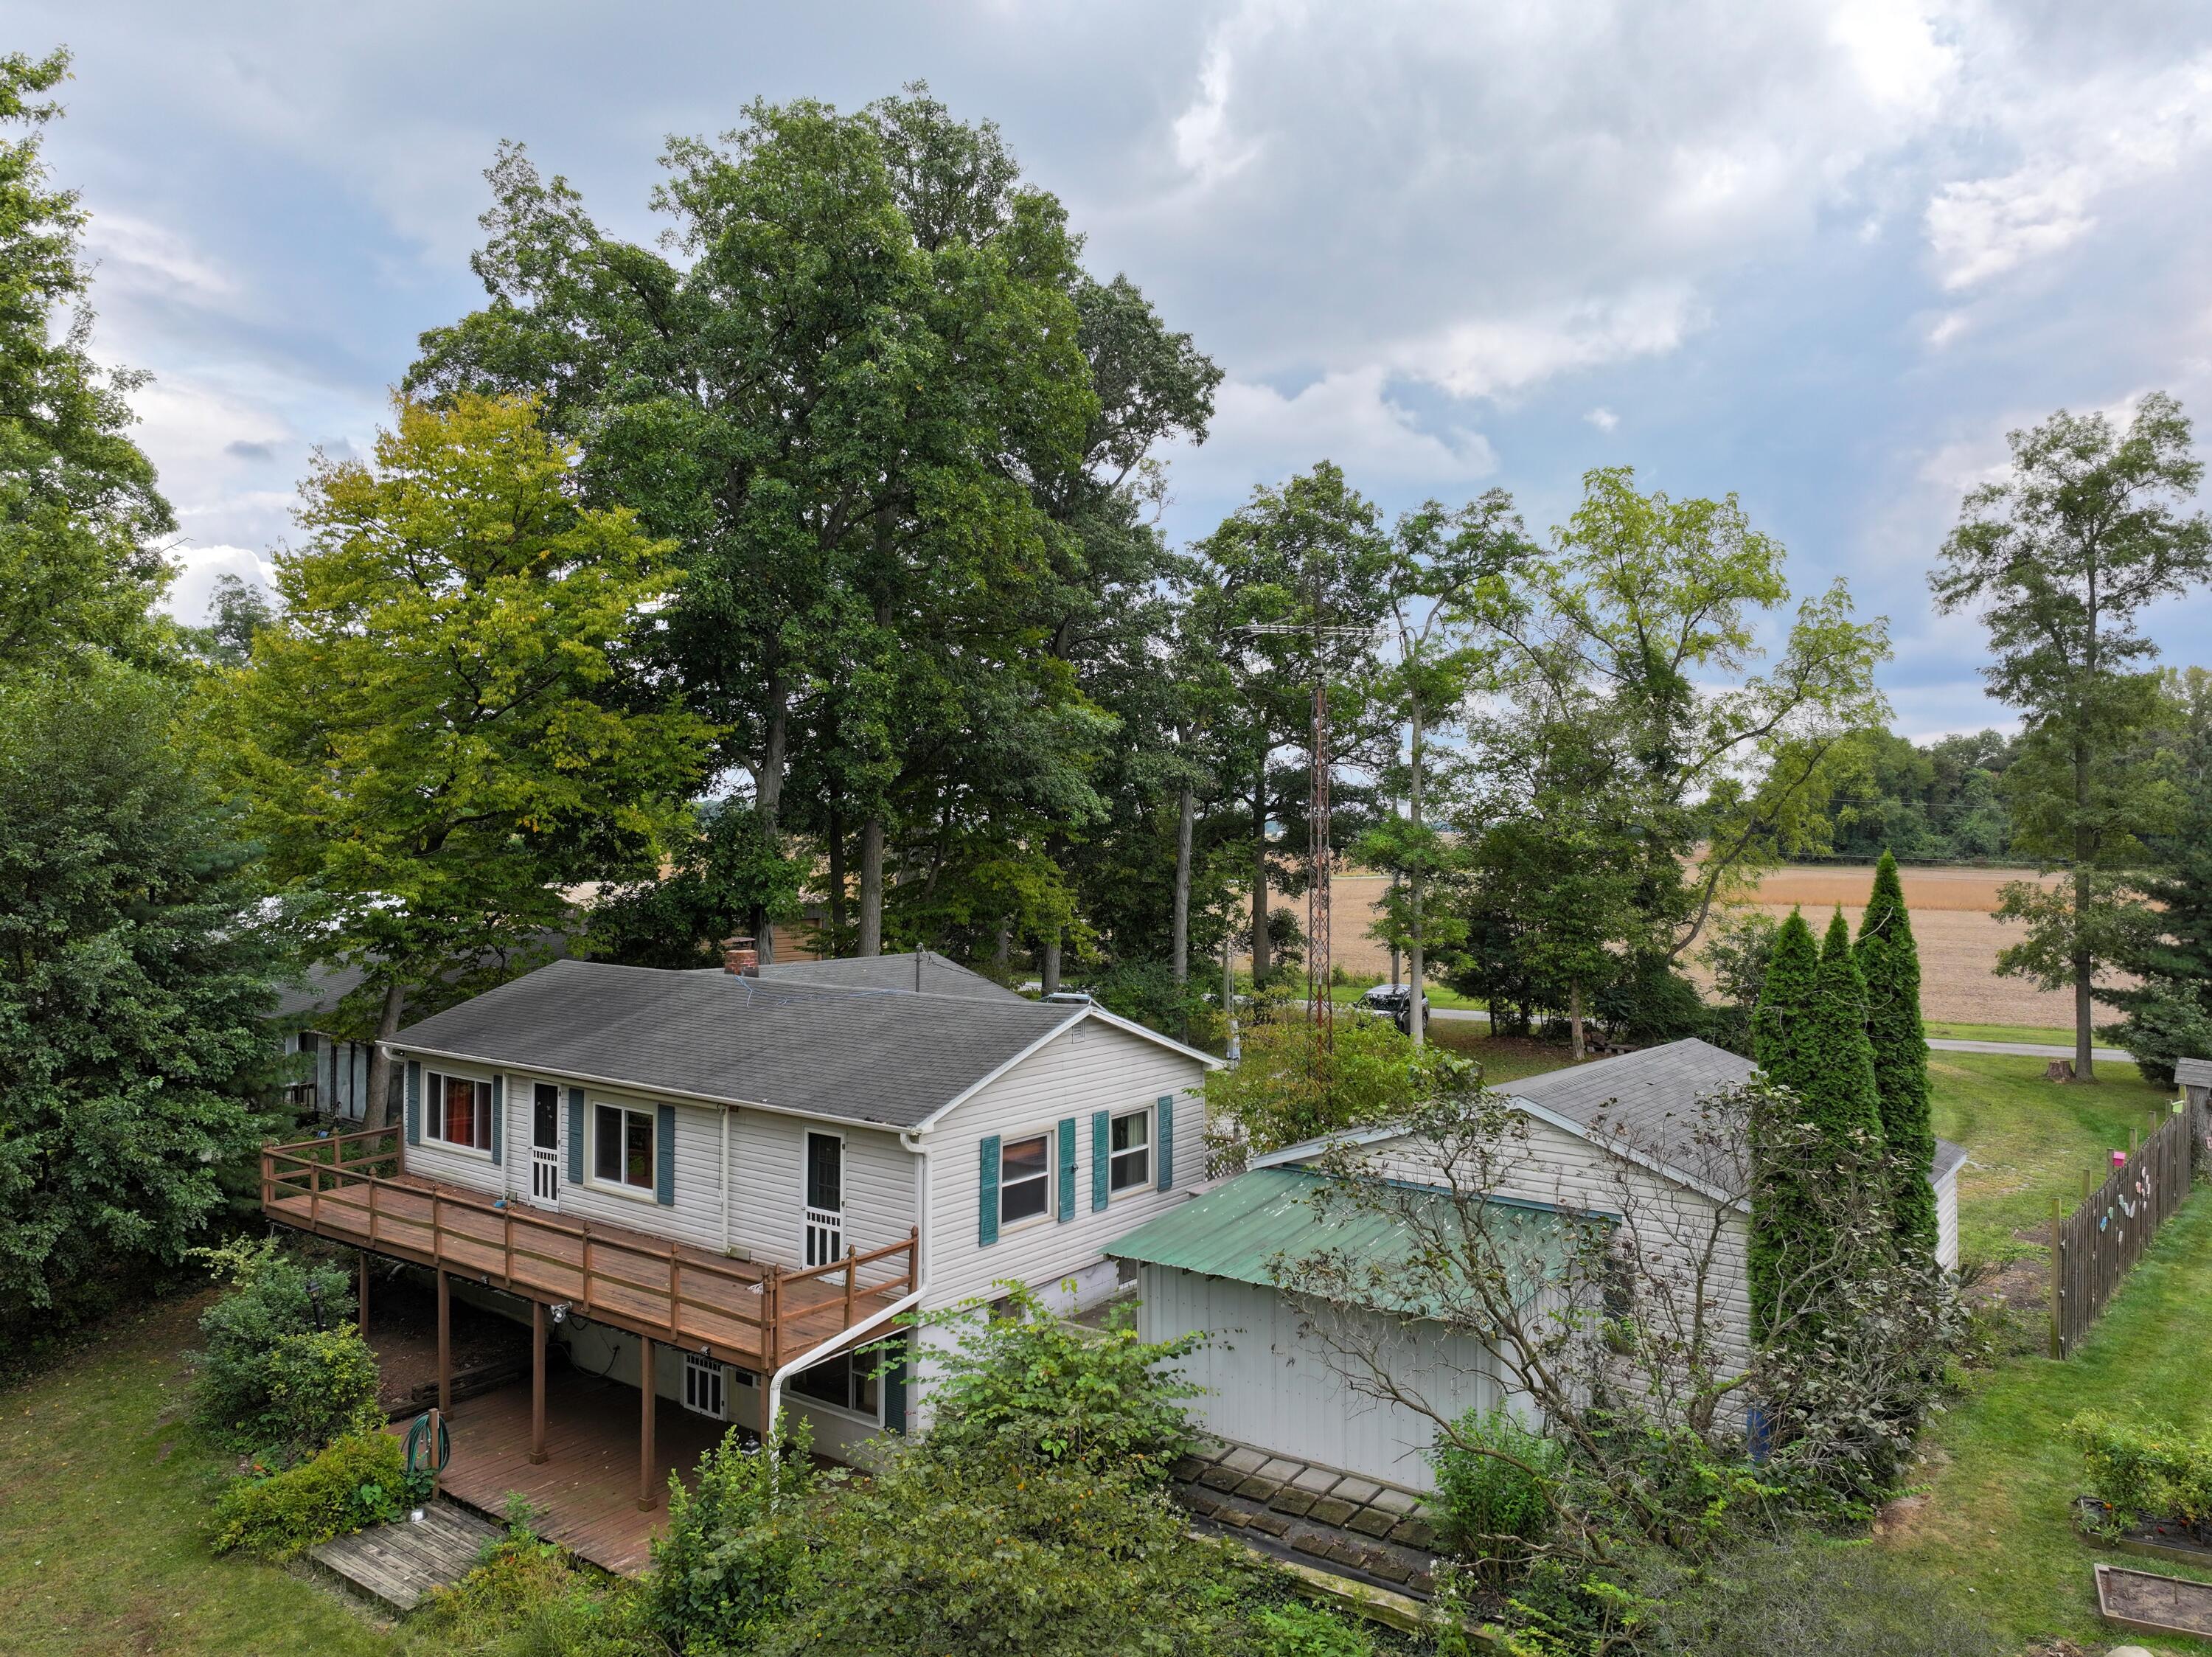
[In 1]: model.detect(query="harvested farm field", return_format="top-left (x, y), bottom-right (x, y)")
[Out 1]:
top-left (1292, 864), bottom-right (2127, 1028)
top-left (1725, 864), bottom-right (2130, 1026)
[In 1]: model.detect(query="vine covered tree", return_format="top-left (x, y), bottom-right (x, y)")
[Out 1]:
top-left (1932, 393), bottom-right (2212, 1079)
top-left (1856, 851), bottom-right (1935, 1261)
top-left (215, 395), bottom-right (713, 1122)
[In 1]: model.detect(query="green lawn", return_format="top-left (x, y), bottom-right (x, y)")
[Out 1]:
top-left (1930, 1051), bottom-right (2177, 1265)
top-left (0, 1293), bottom-right (403, 1657)
top-left (1926, 1018), bottom-right (2098, 1047)
top-left (1425, 1021), bottom-right (1577, 1085)
top-left (1886, 1192), bottom-right (2212, 1655)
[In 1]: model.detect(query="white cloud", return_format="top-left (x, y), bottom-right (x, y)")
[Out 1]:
top-left (1924, 49), bottom-right (2212, 291)
top-left (1924, 310), bottom-right (1969, 348)
top-left (161, 543), bottom-right (277, 625)
top-left (1585, 406), bottom-right (1619, 432)
top-left (85, 213), bottom-right (240, 304)
top-left (1407, 288), bottom-right (1703, 403)
top-left (1174, 366), bottom-right (1498, 497)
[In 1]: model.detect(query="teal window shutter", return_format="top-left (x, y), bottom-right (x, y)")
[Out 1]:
top-left (880, 1331), bottom-right (910, 1434)
top-left (404, 1062), bottom-right (421, 1146)
top-left (655, 1104), bottom-right (676, 1204)
top-left (1155, 1095), bottom-right (1175, 1191)
top-left (978, 1136), bottom-right (1001, 1247)
top-left (489, 1076), bottom-right (504, 1166)
top-left (566, 1087), bottom-right (585, 1184)
top-left (1091, 1111), bottom-right (1110, 1212)
top-left (1057, 1118), bottom-right (1077, 1223)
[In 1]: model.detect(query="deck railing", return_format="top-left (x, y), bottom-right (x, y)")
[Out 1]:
top-left (260, 1127), bottom-right (917, 1370)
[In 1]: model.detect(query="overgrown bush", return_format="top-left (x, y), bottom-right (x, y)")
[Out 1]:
top-left (2070, 1410), bottom-right (2212, 1540)
top-left (1638, 1533), bottom-right (2004, 1656)
top-left (1204, 1014), bottom-right (1458, 1158)
top-left (917, 1282), bottom-right (1203, 1476)
top-left (1246, 1598), bottom-right (1379, 1656)
top-left (1083, 957), bottom-right (1217, 1043)
top-left (189, 1236), bottom-right (381, 1460)
top-left (753, 1449), bottom-right (1259, 1656)
top-left (211, 1431), bottom-right (422, 1559)
top-left (1430, 1408), bottom-right (1565, 1586)
top-left (650, 1418), bottom-right (822, 1651)
top-left (423, 1512), bottom-right (658, 1656)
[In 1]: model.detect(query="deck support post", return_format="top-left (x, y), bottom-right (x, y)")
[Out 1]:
top-left (436, 1268), bottom-right (451, 1417)
top-left (638, 1339), bottom-right (658, 1512)
top-left (528, 1301), bottom-right (548, 1465)
top-left (357, 1251), bottom-right (369, 1339)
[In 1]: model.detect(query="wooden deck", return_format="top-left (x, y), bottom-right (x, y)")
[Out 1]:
top-left (262, 1126), bottom-right (914, 1371)
top-left (310, 1501), bottom-right (504, 1613)
top-left (411, 1371), bottom-right (732, 1575)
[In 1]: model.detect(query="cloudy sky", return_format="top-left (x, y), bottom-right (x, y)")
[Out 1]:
top-left (21, 1), bottom-right (2212, 737)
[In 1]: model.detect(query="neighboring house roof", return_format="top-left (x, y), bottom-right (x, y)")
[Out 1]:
top-left (1256, 1038), bottom-right (1966, 1209)
top-left (274, 960), bottom-right (372, 1021)
top-left (2176, 1056), bottom-right (2212, 1090)
top-left (391, 957), bottom-right (1209, 1131)
top-left (1105, 1165), bottom-right (1568, 1316)
top-left (748, 949), bottom-right (1026, 1003)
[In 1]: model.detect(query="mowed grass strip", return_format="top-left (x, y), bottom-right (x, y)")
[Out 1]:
top-left (0, 1293), bottom-right (400, 1657)
top-left (1885, 1191), bottom-right (2212, 1654)
top-left (1930, 1052), bottom-right (2177, 1265)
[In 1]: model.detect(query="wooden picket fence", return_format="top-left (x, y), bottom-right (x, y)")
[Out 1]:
top-left (2048, 1097), bottom-right (2203, 1358)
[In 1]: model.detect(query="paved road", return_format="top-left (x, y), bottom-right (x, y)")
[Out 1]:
top-left (1424, 1006), bottom-right (2136, 1066)
top-left (1927, 1036), bottom-right (2135, 1065)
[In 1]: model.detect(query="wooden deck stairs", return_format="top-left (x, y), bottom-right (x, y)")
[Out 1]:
top-left (308, 1501), bottom-right (504, 1616)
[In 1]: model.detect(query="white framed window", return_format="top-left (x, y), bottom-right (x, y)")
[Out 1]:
top-left (788, 1347), bottom-right (882, 1421)
top-left (426, 1071), bottom-right (493, 1151)
top-left (592, 1102), bottom-right (655, 1191)
top-left (683, 1352), bottom-right (727, 1420)
top-left (1109, 1107), bottom-right (1151, 1194)
top-left (998, 1131), bottom-right (1053, 1227)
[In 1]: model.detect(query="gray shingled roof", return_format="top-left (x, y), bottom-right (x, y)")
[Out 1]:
top-left (1509, 1038), bottom-right (1965, 1200)
top-left (750, 950), bottom-right (1024, 1002)
top-left (392, 959), bottom-right (1075, 1129)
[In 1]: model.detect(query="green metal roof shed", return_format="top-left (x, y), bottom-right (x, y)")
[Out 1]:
top-left (1104, 1166), bottom-right (1573, 1317)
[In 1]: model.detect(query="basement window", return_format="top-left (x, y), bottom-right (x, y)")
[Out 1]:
top-left (683, 1352), bottom-right (726, 1420)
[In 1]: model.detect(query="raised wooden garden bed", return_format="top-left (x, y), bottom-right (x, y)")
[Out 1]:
top-left (2076, 1498), bottom-right (2212, 1570)
top-left (2095, 1563), bottom-right (2212, 1641)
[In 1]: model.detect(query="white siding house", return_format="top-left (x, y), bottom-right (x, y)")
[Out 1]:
top-left (376, 953), bottom-right (1214, 1459)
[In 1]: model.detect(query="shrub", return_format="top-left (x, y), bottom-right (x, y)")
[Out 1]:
top-left (1430, 1408), bottom-right (1565, 1586)
top-left (189, 1237), bottom-right (380, 1460)
top-left (917, 1282), bottom-right (1203, 1476)
top-left (2070, 1410), bottom-right (2212, 1538)
top-left (211, 1431), bottom-right (422, 1560)
top-left (649, 1418), bottom-right (821, 1651)
top-left (1638, 1533), bottom-right (2004, 1657)
top-left (1083, 957), bottom-right (1216, 1042)
top-left (423, 1525), bottom-right (658, 1656)
top-left (752, 1448), bottom-right (1253, 1656)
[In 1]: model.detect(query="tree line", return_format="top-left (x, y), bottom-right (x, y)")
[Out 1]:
top-left (5, 46), bottom-right (2211, 1339)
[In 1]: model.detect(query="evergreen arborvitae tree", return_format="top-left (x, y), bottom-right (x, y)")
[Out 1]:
top-left (1747, 909), bottom-right (1820, 1333)
top-left (1812, 907), bottom-right (1890, 1172)
top-left (1856, 851), bottom-right (1937, 1263)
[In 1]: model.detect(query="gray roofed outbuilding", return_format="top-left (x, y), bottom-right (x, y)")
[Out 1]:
top-left (392, 959), bottom-right (1076, 1129)
top-left (1505, 1037), bottom-right (1968, 1200)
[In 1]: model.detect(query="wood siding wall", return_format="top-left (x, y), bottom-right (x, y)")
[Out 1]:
top-left (397, 1063), bottom-right (914, 1269)
top-left (1137, 1265), bottom-right (1501, 1490)
top-left (922, 1018), bottom-right (1209, 1314)
top-left (1363, 1114), bottom-right (1756, 1432)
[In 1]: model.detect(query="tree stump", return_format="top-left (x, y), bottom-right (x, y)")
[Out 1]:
top-left (2046, 1058), bottom-right (2076, 1083)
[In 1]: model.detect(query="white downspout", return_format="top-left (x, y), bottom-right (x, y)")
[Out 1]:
top-left (720, 1108), bottom-right (732, 1254)
top-left (765, 1128), bottom-right (932, 1448)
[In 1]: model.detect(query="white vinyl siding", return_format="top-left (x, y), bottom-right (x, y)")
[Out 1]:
top-left (1135, 1265), bottom-right (1502, 1490)
top-left (1362, 1114), bottom-right (1755, 1430)
top-left (925, 1015), bottom-right (1208, 1312)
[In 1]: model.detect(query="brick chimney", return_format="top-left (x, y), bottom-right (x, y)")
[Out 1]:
top-left (721, 935), bottom-right (760, 976)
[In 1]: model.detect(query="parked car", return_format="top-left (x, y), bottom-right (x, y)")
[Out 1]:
top-left (1355, 982), bottom-right (1430, 1033)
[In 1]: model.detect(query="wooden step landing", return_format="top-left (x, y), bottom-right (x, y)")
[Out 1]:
top-left (309, 1501), bottom-right (504, 1614)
